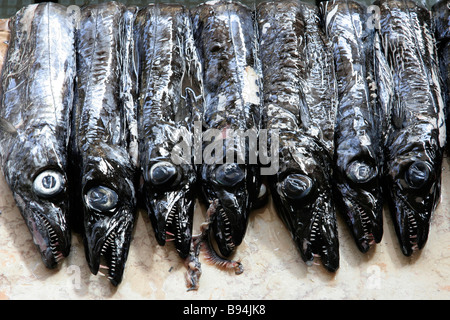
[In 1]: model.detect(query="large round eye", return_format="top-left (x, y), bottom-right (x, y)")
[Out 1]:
top-left (346, 161), bottom-right (377, 184)
top-left (85, 186), bottom-right (118, 213)
top-left (148, 162), bottom-right (179, 187)
top-left (214, 163), bottom-right (244, 187)
top-left (278, 174), bottom-right (313, 200)
top-left (33, 170), bottom-right (65, 198)
top-left (405, 161), bottom-right (430, 189)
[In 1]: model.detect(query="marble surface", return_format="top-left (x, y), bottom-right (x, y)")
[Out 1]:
top-left (0, 19), bottom-right (449, 301)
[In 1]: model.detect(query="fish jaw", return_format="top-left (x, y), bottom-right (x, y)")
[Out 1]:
top-left (340, 193), bottom-right (383, 253)
top-left (83, 207), bottom-right (135, 286)
top-left (144, 186), bottom-right (196, 259)
top-left (19, 195), bottom-right (71, 269)
top-left (199, 163), bottom-right (255, 258)
top-left (387, 178), bottom-right (440, 256)
top-left (391, 200), bottom-right (430, 256)
top-left (210, 189), bottom-right (248, 257)
top-left (8, 186), bottom-right (70, 268)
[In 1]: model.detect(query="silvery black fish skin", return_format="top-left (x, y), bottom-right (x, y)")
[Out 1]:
top-left (135, 4), bottom-right (203, 259)
top-left (433, 0), bottom-right (450, 146)
top-left (258, 1), bottom-right (339, 271)
top-left (321, 0), bottom-right (384, 253)
top-left (375, 0), bottom-right (446, 256)
top-left (0, 3), bottom-right (75, 268)
top-left (191, 0), bottom-right (264, 258)
top-left (70, 2), bottom-right (138, 286)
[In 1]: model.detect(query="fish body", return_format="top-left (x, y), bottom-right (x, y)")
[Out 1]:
top-left (257, 1), bottom-right (339, 271)
top-left (0, 3), bottom-right (75, 268)
top-left (320, 0), bottom-right (384, 253)
top-left (70, 2), bottom-right (138, 286)
top-left (191, 0), bottom-right (264, 257)
top-left (433, 0), bottom-right (450, 145)
top-left (134, 3), bottom-right (203, 258)
top-left (376, 0), bottom-right (445, 256)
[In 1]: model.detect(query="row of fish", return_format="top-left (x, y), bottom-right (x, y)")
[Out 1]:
top-left (0, 0), bottom-right (448, 287)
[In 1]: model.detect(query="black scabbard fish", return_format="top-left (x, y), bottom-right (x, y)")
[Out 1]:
top-left (375, 0), bottom-right (446, 256)
top-left (0, 3), bottom-right (75, 268)
top-left (257, 1), bottom-right (339, 271)
top-left (134, 4), bottom-right (203, 259)
top-left (320, 0), bottom-right (384, 253)
top-left (191, 0), bottom-right (264, 258)
top-left (70, 2), bottom-right (138, 286)
top-left (433, 0), bottom-right (450, 145)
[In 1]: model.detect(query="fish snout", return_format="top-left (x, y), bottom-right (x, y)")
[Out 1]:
top-left (27, 201), bottom-right (71, 269)
top-left (211, 198), bottom-right (248, 258)
top-left (83, 187), bottom-right (136, 286)
top-left (84, 219), bottom-right (134, 286)
top-left (343, 193), bottom-right (383, 253)
top-left (395, 205), bottom-right (431, 256)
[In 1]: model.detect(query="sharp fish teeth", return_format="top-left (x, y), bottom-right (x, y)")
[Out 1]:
top-left (100, 230), bottom-right (118, 278)
top-left (349, 199), bottom-right (374, 242)
top-left (36, 211), bottom-right (62, 261)
top-left (218, 207), bottom-right (235, 249)
top-left (405, 208), bottom-right (419, 248)
top-left (166, 204), bottom-right (183, 245)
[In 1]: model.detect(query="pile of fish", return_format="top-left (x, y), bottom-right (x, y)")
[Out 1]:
top-left (0, 0), bottom-right (448, 288)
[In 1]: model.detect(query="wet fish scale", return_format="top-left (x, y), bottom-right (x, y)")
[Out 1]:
top-left (376, 0), bottom-right (445, 256)
top-left (321, 0), bottom-right (384, 253)
top-left (70, 2), bottom-right (138, 286)
top-left (192, 0), bottom-right (263, 258)
top-left (135, 3), bottom-right (202, 259)
top-left (0, 2), bottom-right (75, 269)
top-left (258, 0), bottom-right (339, 272)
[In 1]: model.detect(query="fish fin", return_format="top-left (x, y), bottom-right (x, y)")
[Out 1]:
top-left (0, 118), bottom-right (18, 136)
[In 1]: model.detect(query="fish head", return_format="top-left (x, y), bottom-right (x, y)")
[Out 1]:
top-left (200, 160), bottom-right (259, 257)
top-left (334, 139), bottom-right (383, 252)
top-left (387, 134), bottom-right (441, 256)
top-left (3, 137), bottom-right (70, 268)
top-left (81, 148), bottom-right (136, 286)
top-left (143, 159), bottom-right (196, 259)
top-left (271, 136), bottom-right (339, 272)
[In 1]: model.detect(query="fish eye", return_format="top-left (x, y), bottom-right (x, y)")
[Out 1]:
top-left (346, 161), bottom-right (377, 184)
top-left (279, 174), bottom-right (313, 200)
top-left (405, 161), bottom-right (430, 189)
top-left (33, 170), bottom-right (65, 198)
top-left (148, 162), bottom-right (179, 186)
top-left (85, 186), bottom-right (118, 213)
top-left (214, 163), bottom-right (244, 187)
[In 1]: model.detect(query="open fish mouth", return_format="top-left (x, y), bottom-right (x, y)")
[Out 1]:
top-left (86, 217), bottom-right (134, 286)
top-left (150, 189), bottom-right (195, 259)
top-left (216, 204), bottom-right (236, 253)
top-left (302, 212), bottom-right (339, 272)
top-left (165, 203), bottom-right (181, 244)
top-left (353, 202), bottom-right (376, 251)
top-left (211, 201), bottom-right (241, 257)
top-left (33, 211), bottom-right (70, 268)
top-left (404, 207), bottom-right (419, 252)
top-left (396, 206), bottom-right (426, 256)
top-left (98, 229), bottom-right (120, 285)
top-left (345, 198), bottom-right (382, 252)
top-left (164, 202), bottom-right (192, 257)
